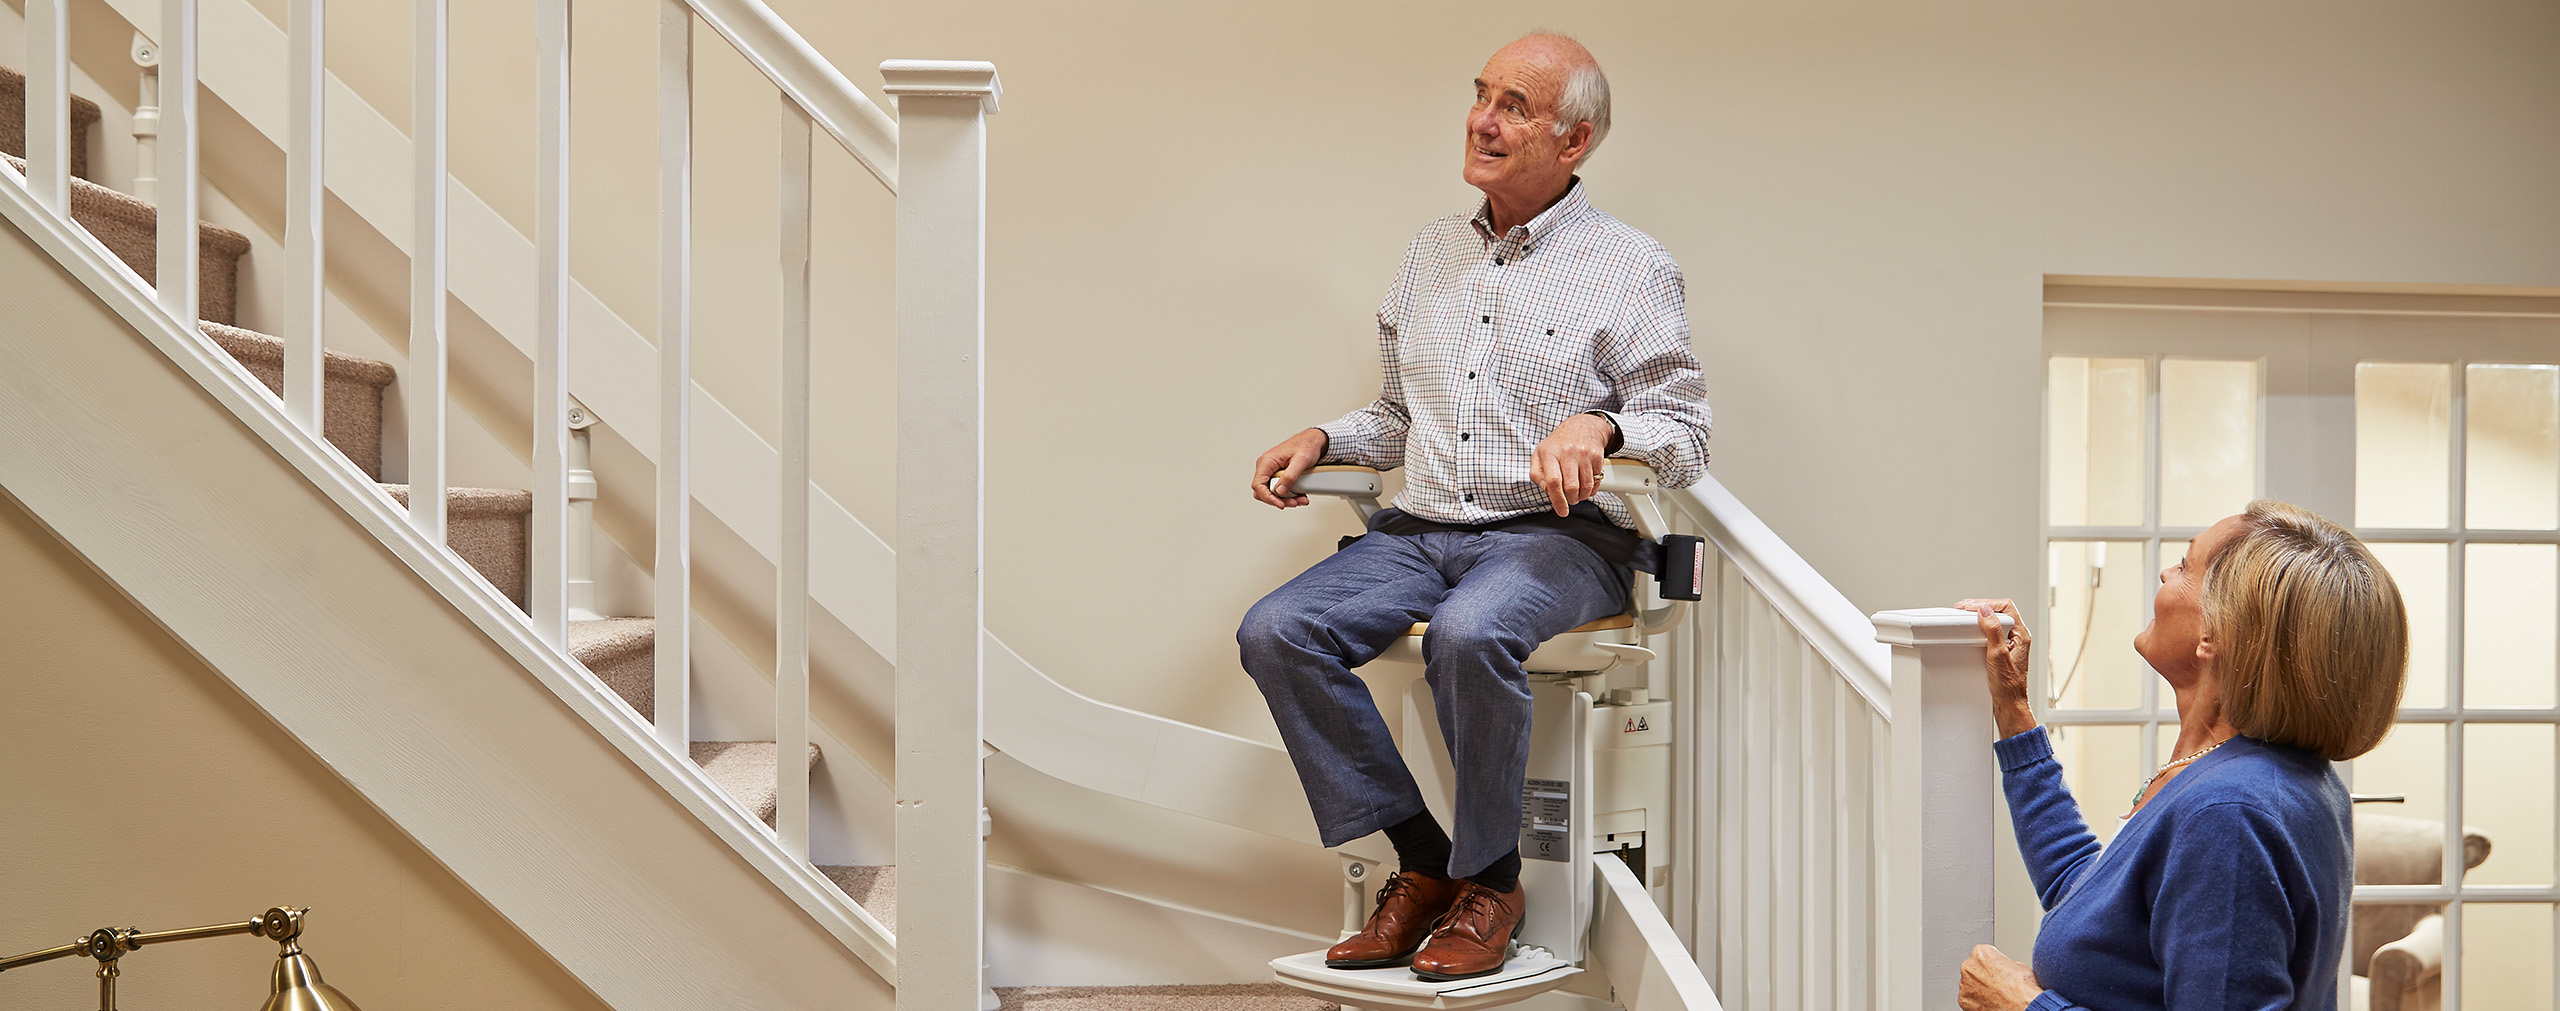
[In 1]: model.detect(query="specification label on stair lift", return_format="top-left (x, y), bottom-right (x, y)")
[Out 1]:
top-left (1520, 779), bottom-right (1571, 862)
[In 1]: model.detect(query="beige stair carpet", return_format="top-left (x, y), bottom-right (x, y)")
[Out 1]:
top-left (200, 322), bottom-right (397, 478)
top-left (994, 986), bottom-right (1339, 1011)
top-left (821, 864), bottom-right (897, 932)
top-left (690, 741), bottom-right (822, 826)
top-left (381, 484), bottom-right (532, 610)
top-left (2, 152), bottom-right (249, 325)
top-left (0, 65), bottom-right (101, 179)
top-left (570, 617), bottom-right (658, 719)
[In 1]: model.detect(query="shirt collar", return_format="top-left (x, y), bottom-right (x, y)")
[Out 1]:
top-left (1471, 177), bottom-right (1591, 251)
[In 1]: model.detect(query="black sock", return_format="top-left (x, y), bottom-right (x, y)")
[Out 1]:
top-left (1467, 848), bottom-right (1522, 894)
top-left (1383, 810), bottom-right (1453, 879)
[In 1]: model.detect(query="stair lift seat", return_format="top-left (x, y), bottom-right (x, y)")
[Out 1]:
top-left (1269, 461), bottom-right (1691, 1010)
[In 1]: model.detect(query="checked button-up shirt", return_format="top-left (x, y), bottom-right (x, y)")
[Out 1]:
top-left (1317, 180), bottom-right (1713, 531)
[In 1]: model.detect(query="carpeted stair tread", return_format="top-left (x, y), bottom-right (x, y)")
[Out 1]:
top-left (570, 617), bottom-right (658, 719)
top-left (0, 65), bottom-right (102, 180)
top-left (690, 741), bottom-right (822, 826)
top-left (993, 985), bottom-right (1339, 1010)
top-left (380, 484), bottom-right (532, 610)
top-left (818, 864), bottom-right (897, 932)
top-left (200, 321), bottom-right (396, 479)
top-left (2, 152), bottom-right (251, 325)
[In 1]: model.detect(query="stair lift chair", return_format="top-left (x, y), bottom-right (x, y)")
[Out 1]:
top-left (1268, 460), bottom-right (1697, 1010)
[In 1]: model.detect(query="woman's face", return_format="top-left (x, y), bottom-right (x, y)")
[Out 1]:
top-left (2134, 514), bottom-right (2251, 684)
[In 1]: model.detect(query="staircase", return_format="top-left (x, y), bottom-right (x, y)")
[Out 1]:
top-left (2, 35), bottom-right (1339, 1011)
top-left (4, 115), bottom-right (902, 928)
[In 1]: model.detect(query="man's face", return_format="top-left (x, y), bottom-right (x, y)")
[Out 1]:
top-left (1463, 43), bottom-right (1584, 208)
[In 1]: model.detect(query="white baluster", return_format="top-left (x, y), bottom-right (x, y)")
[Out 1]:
top-left (882, 58), bottom-right (999, 1011)
top-left (408, 0), bottom-right (446, 543)
top-left (24, 0), bottom-right (68, 215)
top-left (530, 0), bottom-right (571, 649)
top-left (775, 97), bottom-right (813, 861)
top-left (1871, 608), bottom-right (2000, 1011)
top-left (282, 0), bottom-right (323, 435)
top-left (154, 0), bottom-right (196, 325)
top-left (653, 0), bottom-right (692, 753)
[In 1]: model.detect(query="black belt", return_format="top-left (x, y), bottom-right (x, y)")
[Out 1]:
top-left (1355, 503), bottom-right (1657, 573)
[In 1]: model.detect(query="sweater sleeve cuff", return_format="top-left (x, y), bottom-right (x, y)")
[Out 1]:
top-left (1992, 725), bottom-right (2055, 773)
top-left (2025, 990), bottom-right (2081, 1011)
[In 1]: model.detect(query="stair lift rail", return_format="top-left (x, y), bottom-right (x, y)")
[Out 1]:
top-left (3, 0), bottom-right (999, 1005)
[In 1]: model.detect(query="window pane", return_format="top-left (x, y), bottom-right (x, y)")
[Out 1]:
top-left (2367, 543), bottom-right (2448, 710)
top-left (2462, 903), bottom-right (2554, 1011)
top-left (2159, 359), bottom-right (2257, 527)
top-left (2464, 724), bottom-right (2554, 887)
top-left (2464, 543), bottom-right (2557, 709)
top-left (2350, 722), bottom-right (2444, 827)
top-left (2466, 363), bottom-right (2560, 531)
top-left (2046, 541), bottom-right (2152, 711)
top-left (2356, 362), bottom-right (2452, 529)
top-left (2049, 357), bottom-right (2147, 527)
top-left (2052, 724), bottom-right (2145, 842)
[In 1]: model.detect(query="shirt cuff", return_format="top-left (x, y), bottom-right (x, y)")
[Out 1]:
top-left (1992, 725), bottom-right (2055, 773)
top-left (2025, 989), bottom-right (2081, 1011)
top-left (1314, 420), bottom-right (1359, 463)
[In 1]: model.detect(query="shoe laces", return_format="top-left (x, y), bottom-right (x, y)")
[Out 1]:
top-left (1433, 882), bottom-right (1505, 935)
top-left (1372, 872), bottom-right (1423, 911)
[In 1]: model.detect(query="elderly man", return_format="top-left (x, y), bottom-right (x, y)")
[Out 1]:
top-left (1238, 34), bottom-right (1712, 981)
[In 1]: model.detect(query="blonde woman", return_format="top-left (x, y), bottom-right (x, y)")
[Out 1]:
top-left (1955, 501), bottom-right (2408, 1011)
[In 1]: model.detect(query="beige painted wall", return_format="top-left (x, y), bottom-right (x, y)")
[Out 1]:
top-left (14, 0), bottom-right (2560, 980)
top-left (0, 490), bottom-right (611, 1011)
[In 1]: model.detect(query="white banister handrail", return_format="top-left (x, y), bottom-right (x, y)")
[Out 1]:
top-left (1670, 475), bottom-right (1893, 717)
top-left (677, 0), bottom-right (898, 192)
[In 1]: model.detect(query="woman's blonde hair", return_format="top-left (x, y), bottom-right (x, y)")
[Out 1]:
top-left (2202, 500), bottom-right (2409, 760)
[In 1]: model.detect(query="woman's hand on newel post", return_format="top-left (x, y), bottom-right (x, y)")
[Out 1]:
top-left (1956, 944), bottom-right (2046, 1011)
top-left (1957, 598), bottom-right (2039, 740)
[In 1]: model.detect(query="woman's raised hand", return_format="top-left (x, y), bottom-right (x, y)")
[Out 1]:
top-left (1956, 944), bottom-right (2046, 1011)
top-left (1957, 598), bottom-right (2040, 740)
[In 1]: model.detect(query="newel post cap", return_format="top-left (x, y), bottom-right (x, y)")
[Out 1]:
top-left (1870, 606), bottom-right (2009, 648)
top-left (880, 60), bottom-right (1002, 113)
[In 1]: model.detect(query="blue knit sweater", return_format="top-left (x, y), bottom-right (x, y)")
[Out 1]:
top-left (1995, 727), bottom-right (2352, 1011)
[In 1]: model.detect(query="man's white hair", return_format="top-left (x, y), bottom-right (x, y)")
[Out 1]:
top-left (1552, 59), bottom-right (1611, 166)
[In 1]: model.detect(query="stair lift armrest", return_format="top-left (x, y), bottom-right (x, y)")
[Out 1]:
top-left (1289, 465), bottom-right (1384, 524)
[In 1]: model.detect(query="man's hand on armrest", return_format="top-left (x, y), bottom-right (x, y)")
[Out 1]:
top-left (1251, 428), bottom-right (1331, 509)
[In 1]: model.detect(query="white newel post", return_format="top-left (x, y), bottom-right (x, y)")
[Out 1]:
top-left (883, 59), bottom-right (999, 1011)
top-left (1872, 607), bottom-right (2000, 1011)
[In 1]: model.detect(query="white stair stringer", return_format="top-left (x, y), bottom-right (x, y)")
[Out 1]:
top-left (0, 165), bottom-right (894, 1008)
top-left (113, 0), bottom-right (1336, 854)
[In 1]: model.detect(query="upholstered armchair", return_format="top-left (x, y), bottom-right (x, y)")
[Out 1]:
top-left (2351, 811), bottom-right (2492, 1011)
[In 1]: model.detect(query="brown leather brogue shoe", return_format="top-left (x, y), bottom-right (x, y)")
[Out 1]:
top-left (1410, 880), bottom-right (1528, 981)
top-left (1326, 871), bottom-right (1464, 969)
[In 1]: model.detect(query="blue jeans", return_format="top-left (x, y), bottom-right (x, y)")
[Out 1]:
top-left (1237, 518), bottom-right (1631, 879)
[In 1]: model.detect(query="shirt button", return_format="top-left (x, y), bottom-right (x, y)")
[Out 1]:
top-left (1468, 371), bottom-right (1478, 379)
top-left (1495, 257), bottom-right (1505, 266)
top-left (1481, 316), bottom-right (1490, 324)
top-left (1463, 494), bottom-right (1475, 503)
top-left (1460, 433), bottom-right (1471, 441)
